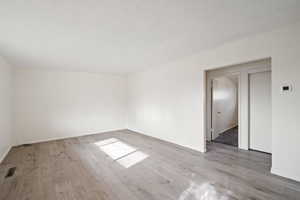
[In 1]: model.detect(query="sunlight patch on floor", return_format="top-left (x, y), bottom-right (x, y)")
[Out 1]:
top-left (94, 138), bottom-right (149, 168)
top-left (99, 140), bottom-right (137, 160)
top-left (118, 151), bottom-right (149, 168)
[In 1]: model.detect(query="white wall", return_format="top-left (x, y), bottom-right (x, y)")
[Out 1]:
top-left (212, 76), bottom-right (238, 140)
top-left (0, 57), bottom-right (12, 162)
top-left (127, 22), bottom-right (300, 182)
top-left (13, 68), bottom-right (127, 145)
top-left (128, 64), bottom-right (204, 151)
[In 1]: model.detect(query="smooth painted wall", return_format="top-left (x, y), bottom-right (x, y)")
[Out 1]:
top-left (13, 68), bottom-right (127, 145)
top-left (127, 22), bottom-right (300, 181)
top-left (212, 77), bottom-right (238, 140)
top-left (128, 64), bottom-right (204, 151)
top-left (0, 57), bottom-right (12, 162)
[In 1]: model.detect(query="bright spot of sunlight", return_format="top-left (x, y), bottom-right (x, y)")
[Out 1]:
top-left (94, 138), bottom-right (149, 168)
top-left (99, 140), bottom-right (137, 160)
top-left (179, 181), bottom-right (233, 200)
top-left (117, 151), bottom-right (149, 168)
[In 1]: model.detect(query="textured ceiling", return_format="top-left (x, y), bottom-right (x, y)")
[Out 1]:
top-left (0, 0), bottom-right (300, 74)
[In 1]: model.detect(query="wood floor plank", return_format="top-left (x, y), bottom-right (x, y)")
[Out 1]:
top-left (1, 130), bottom-right (300, 200)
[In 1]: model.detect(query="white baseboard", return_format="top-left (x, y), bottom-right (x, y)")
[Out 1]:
top-left (271, 167), bottom-right (300, 183)
top-left (126, 128), bottom-right (205, 153)
top-left (0, 145), bottom-right (12, 164)
top-left (15, 128), bottom-right (127, 146)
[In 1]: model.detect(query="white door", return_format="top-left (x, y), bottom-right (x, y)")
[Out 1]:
top-left (249, 71), bottom-right (272, 153)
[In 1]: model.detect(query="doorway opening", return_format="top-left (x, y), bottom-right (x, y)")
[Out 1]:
top-left (205, 58), bottom-right (272, 153)
top-left (210, 74), bottom-right (239, 147)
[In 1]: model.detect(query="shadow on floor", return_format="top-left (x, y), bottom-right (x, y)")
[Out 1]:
top-left (213, 126), bottom-right (238, 147)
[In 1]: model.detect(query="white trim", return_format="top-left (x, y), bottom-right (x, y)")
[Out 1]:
top-left (16, 129), bottom-right (127, 146)
top-left (247, 64), bottom-right (271, 75)
top-left (0, 145), bottom-right (12, 164)
top-left (206, 58), bottom-right (270, 79)
top-left (202, 70), bottom-right (207, 152)
top-left (127, 128), bottom-right (205, 153)
top-left (237, 72), bottom-right (242, 149)
top-left (271, 167), bottom-right (300, 183)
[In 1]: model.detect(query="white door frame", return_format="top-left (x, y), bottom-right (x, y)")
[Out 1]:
top-left (205, 58), bottom-right (271, 150)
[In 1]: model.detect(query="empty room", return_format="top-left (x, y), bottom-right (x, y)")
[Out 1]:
top-left (1, 1), bottom-right (300, 200)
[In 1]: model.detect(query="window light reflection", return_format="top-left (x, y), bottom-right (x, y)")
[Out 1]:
top-left (94, 138), bottom-right (149, 168)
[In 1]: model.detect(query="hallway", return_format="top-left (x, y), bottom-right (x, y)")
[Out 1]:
top-left (213, 127), bottom-right (238, 147)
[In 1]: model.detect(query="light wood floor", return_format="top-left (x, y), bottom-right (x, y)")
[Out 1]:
top-left (1, 130), bottom-right (300, 200)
